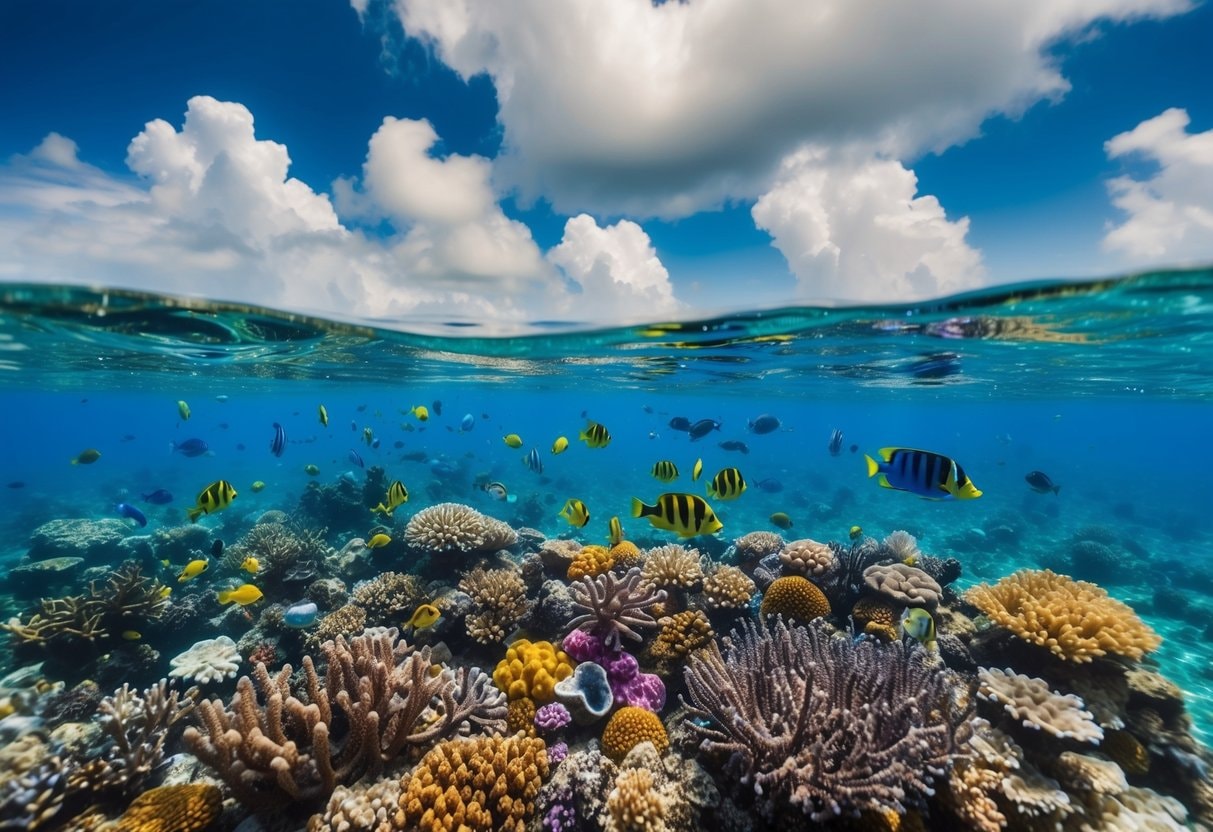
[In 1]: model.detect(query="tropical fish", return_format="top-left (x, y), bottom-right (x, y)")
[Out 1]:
top-left (692, 458), bottom-right (703, 481)
top-left (187, 480), bottom-right (237, 523)
top-left (687, 419), bottom-right (721, 441)
top-left (240, 557), bottom-right (260, 575)
top-left (269, 423), bottom-right (286, 458)
top-left (177, 400), bottom-right (191, 421)
top-left (363, 427), bottom-right (374, 446)
top-left (217, 584), bottom-right (264, 606)
top-left (850, 525), bottom-right (863, 540)
top-left (115, 502), bottom-right (147, 528)
top-left (211, 539), bottom-right (224, 558)
top-left (460, 413), bottom-right (475, 432)
top-left (755, 477), bottom-right (783, 493)
top-left (706, 468), bottom-right (746, 500)
top-left (366, 533), bottom-right (392, 549)
top-left (159, 586), bottom-right (172, 598)
top-left (900, 608), bottom-right (937, 651)
top-left (559, 498), bottom-right (591, 528)
top-left (523, 448), bottom-right (544, 474)
top-left (748, 414), bottom-right (781, 434)
top-left (503, 434), bottom-right (524, 448)
top-left (304, 464), bottom-right (320, 476)
top-left (410, 405), bottom-right (430, 421)
top-left (668, 417), bottom-right (691, 431)
top-left (141, 489), bottom-right (173, 504)
top-left (284, 601), bottom-right (319, 628)
top-left (372, 480), bottom-right (409, 516)
top-left (651, 460), bottom-right (679, 482)
top-left (172, 438), bottom-right (211, 458)
top-left (71, 448), bottom-right (102, 465)
top-left (348, 449), bottom-right (365, 468)
top-left (318, 404), bottom-right (329, 427)
top-left (250, 480), bottom-right (266, 493)
top-left (1025, 470), bottom-right (1060, 495)
top-left (719, 440), bottom-right (749, 454)
top-left (551, 436), bottom-right (569, 455)
top-left (579, 421), bottom-right (611, 449)
top-left (177, 559), bottom-right (209, 582)
top-left (431, 400), bottom-right (442, 416)
top-left (122, 630), bottom-right (142, 641)
top-left (770, 512), bottom-right (793, 530)
top-left (483, 481), bottom-right (509, 501)
top-left (631, 493), bottom-right (723, 538)
top-left (864, 447), bottom-right (983, 500)
top-left (609, 516), bottom-right (624, 547)
top-left (405, 603), bottom-right (442, 630)
top-left (215, 395), bottom-right (230, 403)
top-left (828, 429), bottom-right (844, 457)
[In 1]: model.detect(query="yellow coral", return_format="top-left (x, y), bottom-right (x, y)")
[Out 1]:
top-left (965, 569), bottom-right (1161, 663)
top-left (508, 697), bottom-right (538, 737)
top-left (398, 734), bottom-right (548, 832)
top-left (852, 597), bottom-right (897, 628)
top-left (609, 540), bottom-right (642, 567)
top-left (602, 706), bottom-right (669, 763)
top-left (650, 610), bottom-right (714, 661)
top-left (493, 639), bottom-right (574, 703)
top-left (568, 545), bottom-right (615, 580)
top-left (114, 784), bottom-right (222, 832)
top-left (607, 768), bottom-right (665, 832)
top-left (759, 576), bottom-right (830, 622)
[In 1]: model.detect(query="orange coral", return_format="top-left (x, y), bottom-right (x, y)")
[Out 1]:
top-left (568, 545), bottom-right (615, 580)
top-left (759, 576), bottom-right (830, 623)
top-left (650, 610), bottom-right (714, 661)
top-left (966, 569), bottom-right (1161, 663)
top-left (508, 697), bottom-right (538, 737)
top-left (114, 784), bottom-right (222, 832)
top-left (608, 540), bottom-right (642, 567)
top-left (601, 706), bottom-right (669, 763)
top-left (493, 639), bottom-right (575, 703)
top-left (852, 597), bottom-right (897, 628)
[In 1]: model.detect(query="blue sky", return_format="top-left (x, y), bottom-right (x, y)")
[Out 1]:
top-left (1, 0), bottom-right (1211, 329)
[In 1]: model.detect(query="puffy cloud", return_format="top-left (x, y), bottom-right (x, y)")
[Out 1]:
top-left (1102, 108), bottom-right (1213, 263)
top-left (751, 149), bottom-right (984, 301)
top-left (389, 0), bottom-right (1189, 217)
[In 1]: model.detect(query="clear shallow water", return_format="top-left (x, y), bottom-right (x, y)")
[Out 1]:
top-left (1, 271), bottom-right (1212, 744)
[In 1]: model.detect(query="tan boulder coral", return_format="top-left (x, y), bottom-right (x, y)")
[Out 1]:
top-left (308, 777), bottom-right (403, 832)
top-left (404, 502), bottom-right (517, 555)
top-left (862, 562), bottom-right (941, 609)
top-left (780, 538), bottom-right (835, 577)
top-left (733, 531), bottom-right (785, 562)
top-left (641, 544), bottom-right (704, 590)
top-left (1050, 751), bottom-right (1127, 796)
top-left (459, 566), bottom-right (533, 645)
top-left (978, 667), bottom-right (1104, 744)
top-left (702, 565), bottom-right (755, 610)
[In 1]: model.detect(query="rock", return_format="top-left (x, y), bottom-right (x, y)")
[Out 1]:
top-left (27, 518), bottom-right (129, 563)
top-left (5, 556), bottom-right (85, 595)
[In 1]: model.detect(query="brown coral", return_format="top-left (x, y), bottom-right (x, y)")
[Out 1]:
top-left (308, 777), bottom-right (403, 832)
top-left (404, 502), bottom-right (517, 555)
top-left (640, 544), bottom-right (703, 590)
top-left (607, 768), bottom-right (666, 832)
top-left (965, 569), bottom-right (1161, 663)
top-left (351, 572), bottom-right (423, 623)
top-left (759, 575), bottom-right (830, 622)
top-left (113, 783), bottom-right (222, 832)
top-left (508, 697), bottom-right (538, 737)
top-left (863, 563), bottom-right (942, 609)
top-left (1102, 730), bottom-right (1150, 775)
top-left (780, 538), bottom-right (835, 577)
top-left (701, 565), bottom-right (755, 610)
top-left (649, 610), bottom-right (714, 662)
top-left (460, 566), bottom-right (534, 645)
top-left (568, 545), bottom-right (615, 580)
top-left (306, 603), bottom-right (367, 649)
top-left (397, 734), bottom-right (548, 832)
top-left (602, 706), bottom-right (669, 763)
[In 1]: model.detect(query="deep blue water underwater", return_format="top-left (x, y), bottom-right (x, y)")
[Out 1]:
top-left (1, 272), bottom-right (1211, 743)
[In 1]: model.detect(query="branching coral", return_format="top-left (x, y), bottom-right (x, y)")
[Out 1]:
top-left (966, 569), bottom-right (1162, 663)
top-left (682, 617), bottom-right (964, 822)
top-left (780, 538), bottom-right (835, 577)
top-left (404, 502), bottom-right (517, 555)
top-left (568, 567), bottom-right (668, 650)
top-left (701, 565), bottom-right (755, 610)
top-left (649, 610), bottom-right (714, 662)
top-left (460, 566), bottom-right (534, 644)
top-left (978, 667), bottom-right (1104, 743)
top-left (184, 628), bottom-right (507, 808)
top-left (351, 572), bottom-right (424, 624)
top-left (640, 545), bottom-right (704, 590)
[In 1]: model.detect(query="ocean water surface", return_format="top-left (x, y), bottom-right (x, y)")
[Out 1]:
top-left (0, 270), bottom-right (1211, 830)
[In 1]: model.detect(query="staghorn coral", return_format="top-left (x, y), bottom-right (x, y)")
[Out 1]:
top-left (683, 617), bottom-right (964, 822)
top-left (404, 502), bottom-right (517, 555)
top-left (568, 567), bottom-right (668, 650)
top-left (640, 544), bottom-right (704, 590)
top-left (733, 531), bottom-right (785, 562)
top-left (397, 733), bottom-right (548, 831)
top-left (780, 537), bottom-right (835, 577)
top-left (966, 569), bottom-right (1162, 663)
top-left (649, 610), bottom-right (714, 662)
top-left (112, 783), bottom-right (222, 832)
top-left (493, 639), bottom-right (574, 703)
top-left (0, 756), bottom-right (67, 831)
top-left (308, 776), bottom-right (403, 832)
top-left (351, 572), bottom-right (423, 624)
top-left (978, 667), bottom-right (1104, 743)
top-left (863, 563), bottom-right (942, 609)
top-left (602, 706), bottom-right (669, 763)
top-left (168, 636), bottom-right (241, 685)
top-left (701, 564), bottom-right (755, 610)
top-left (759, 575), bottom-right (830, 622)
top-left (460, 566), bottom-right (534, 644)
top-left (184, 628), bottom-right (507, 808)
top-left (568, 545), bottom-right (616, 580)
top-left (306, 603), bottom-right (367, 649)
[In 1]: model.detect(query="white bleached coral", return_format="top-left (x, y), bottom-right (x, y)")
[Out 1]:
top-left (978, 667), bottom-right (1103, 744)
top-left (168, 636), bottom-right (241, 684)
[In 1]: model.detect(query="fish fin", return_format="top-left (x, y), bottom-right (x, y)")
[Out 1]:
top-left (630, 497), bottom-right (647, 518)
top-left (876, 475), bottom-right (893, 489)
top-left (865, 455), bottom-right (880, 477)
top-left (187, 506), bottom-right (204, 523)
top-left (877, 447), bottom-right (899, 462)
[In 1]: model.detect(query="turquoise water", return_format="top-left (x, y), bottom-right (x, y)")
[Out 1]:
top-left (1, 270), bottom-right (1211, 826)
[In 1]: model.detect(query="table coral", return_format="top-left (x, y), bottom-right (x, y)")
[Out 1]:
top-left (965, 569), bottom-right (1161, 663)
top-left (113, 783), bottom-right (222, 832)
top-left (759, 575), bottom-right (830, 622)
top-left (493, 639), bottom-right (574, 702)
top-left (602, 706), bottom-right (669, 763)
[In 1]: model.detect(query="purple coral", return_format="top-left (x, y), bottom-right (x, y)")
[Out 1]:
top-left (542, 783), bottom-right (577, 832)
top-left (561, 628), bottom-right (605, 664)
top-left (535, 702), bottom-right (572, 733)
top-left (568, 567), bottom-right (666, 649)
top-left (546, 741), bottom-right (569, 765)
top-left (560, 630), bottom-right (665, 711)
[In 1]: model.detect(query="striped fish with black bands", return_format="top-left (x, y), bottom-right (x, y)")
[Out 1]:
top-left (864, 446), bottom-right (983, 500)
top-left (706, 467), bottom-right (746, 500)
top-left (269, 422), bottom-right (286, 458)
top-left (631, 492), bottom-right (723, 538)
top-left (650, 460), bottom-right (678, 482)
top-left (579, 421), bottom-right (612, 449)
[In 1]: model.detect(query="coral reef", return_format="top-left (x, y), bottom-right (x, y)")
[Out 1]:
top-left (168, 635), bottom-right (241, 685)
top-left (649, 610), bottom-right (714, 662)
top-left (701, 564), bottom-right (755, 610)
top-left (758, 575), bottom-right (830, 622)
top-left (640, 545), bottom-right (704, 590)
top-left (882, 530), bottom-right (921, 563)
top-left (308, 776), bottom-right (403, 832)
top-left (460, 566), bottom-right (534, 644)
top-left (509, 696), bottom-right (539, 737)
top-left (733, 531), bottom-right (785, 562)
top-left (608, 540), bottom-right (642, 567)
top-left (112, 783), bottom-right (222, 832)
top-left (26, 518), bottom-right (130, 563)
top-left (966, 569), bottom-right (1162, 662)
top-left (568, 545), bottom-right (616, 580)
top-left (492, 639), bottom-right (574, 703)
top-left (850, 597), bottom-right (900, 641)
top-left (350, 572), bottom-right (423, 624)
top-left (602, 706), bottom-right (669, 763)
top-left (862, 562), bottom-right (942, 609)
top-left (568, 567), bottom-right (667, 650)
top-left (779, 537), bottom-right (835, 577)
top-left (554, 661), bottom-right (614, 725)
top-left (306, 603), bottom-right (367, 649)
top-left (403, 502), bottom-right (517, 555)
top-left (978, 667), bottom-right (1104, 743)
top-left (535, 702), bottom-right (572, 734)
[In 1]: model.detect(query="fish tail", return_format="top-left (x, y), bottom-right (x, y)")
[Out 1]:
top-left (864, 455), bottom-right (880, 478)
top-left (630, 497), bottom-right (649, 518)
top-left (187, 506), bottom-right (204, 523)
top-left (217, 590), bottom-right (231, 605)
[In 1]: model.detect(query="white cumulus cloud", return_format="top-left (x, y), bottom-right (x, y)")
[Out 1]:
top-left (751, 150), bottom-right (984, 301)
top-left (1102, 108), bottom-right (1213, 264)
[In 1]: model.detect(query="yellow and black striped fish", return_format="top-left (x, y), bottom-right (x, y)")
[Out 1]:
top-left (864, 447), bottom-right (983, 500)
top-left (650, 460), bottom-right (679, 482)
top-left (560, 498), bottom-right (591, 527)
top-left (631, 493), bottom-right (723, 538)
top-left (372, 480), bottom-right (409, 515)
top-left (706, 467), bottom-right (747, 501)
top-left (692, 458), bottom-right (703, 481)
top-left (187, 480), bottom-right (237, 523)
top-left (579, 421), bottom-right (611, 449)
top-left (608, 516), bottom-right (624, 546)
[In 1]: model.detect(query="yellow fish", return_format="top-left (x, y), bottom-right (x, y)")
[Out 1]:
top-left (177, 400), bottom-right (191, 421)
top-left (122, 630), bottom-right (142, 641)
top-left (318, 404), bottom-right (329, 427)
top-left (579, 421), bottom-right (611, 449)
top-left (217, 584), bottom-right (264, 606)
top-left (770, 512), bottom-right (793, 530)
top-left (900, 608), bottom-right (937, 652)
top-left (158, 586), bottom-right (173, 599)
top-left (372, 480), bottom-right (409, 516)
top-left (559, 498), bottom-right (591, 528)
top-left (304, 464), bottom-right (320, 476)
top-left (177, 559), bottom-right (208, 582)
top-left (551, 436), bottom-right (569, 454)
top-left (363, 427), bottom-right (374, 446)
top-left (706, 467), bottom-right (747, 501)
top-left (240, 556), bottom-right (261, 574)
top-left (692, 458), bottom-right (703, 481)
top-left (406, 603), bottom-right (442, 630)
top-left (608, 516), bottom-right (624, 547)
top-left (250, 480), bottom-right (266, 493)
top-left (367, 533), bottom-right (392, 549)
top-left (410, 405), bottom-right (429, 421)
top-left (850, 525), bottom-right (863, 540)
top-left (160, 559), bottom-right (170, 567)
top-left (187, 480), bottom-right (237, 523)
top-left (632, 493), bottom-right (722, 538)
top-left (71, 448), bottom-right (102, 465)
top-left (503, 434), bottom-right (524, 448)
top-left (651, 460), bottom-right (679, 482)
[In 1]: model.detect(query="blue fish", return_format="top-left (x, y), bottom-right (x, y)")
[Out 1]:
top-left (270, 423), bottom-right (286, 458)
top-left (460, 413), bottom-right (475, 432)
top-left (523, 447), bottom-right (543, 475)
top-left (141, 489), bottom-right (173, 504)
top-left (170, 438), bottom-right (210, 457)
top-left (864, 447), bottom-right (983, 501)
top-left (371, 438), bottom-right (381, 449)
top-left (116, 502), bottom-right (148, 527)
top-left (348, 449), bottom-right (365, 468)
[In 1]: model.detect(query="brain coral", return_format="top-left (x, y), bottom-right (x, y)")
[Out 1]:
top-left (493, 639), bottom-right (574, 703)
top-left (965, 569), bottom-right (1161, 663)
top-left (403, 502), bottom-right (517, 555)
top-left (602, 706), bottom-right (669, 763)
top-left (114, 783), bottom-right (222, 832)
top-left (759, 576), bottom-right (830, 622)
top-left (863, 563), bottom-right (941, 609)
